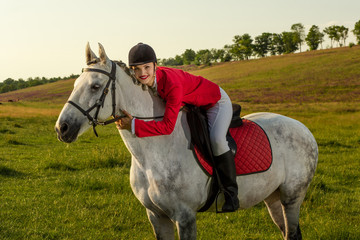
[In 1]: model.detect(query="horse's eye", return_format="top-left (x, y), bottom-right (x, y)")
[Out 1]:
top-left (91, 84), bottom-right (101, 91)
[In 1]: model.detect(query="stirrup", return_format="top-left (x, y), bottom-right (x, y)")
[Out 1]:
top-left (215, 191), bottom-right (238, 213)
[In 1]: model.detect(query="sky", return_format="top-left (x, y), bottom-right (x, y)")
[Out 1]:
top-left (0, 0), bottom-right (359, 81)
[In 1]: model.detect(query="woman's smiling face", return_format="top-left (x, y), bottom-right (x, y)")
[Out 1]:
top-left (132, 62), bottom-right (157, 87)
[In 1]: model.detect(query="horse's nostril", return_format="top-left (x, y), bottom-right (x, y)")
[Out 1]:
top-left (60, 122), bottom-right (69, 134)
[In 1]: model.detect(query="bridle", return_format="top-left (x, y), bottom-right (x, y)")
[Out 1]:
top-left (67, 60), bottom-right (164, 137)
top-left (67, 60), bottom-right (122, 137)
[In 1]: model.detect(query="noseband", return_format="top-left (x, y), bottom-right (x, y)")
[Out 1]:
top-left (68, 60), bottom-right (124, 137)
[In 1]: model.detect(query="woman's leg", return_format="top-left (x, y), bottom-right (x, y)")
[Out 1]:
top-left (207, 88), bottom-right (239, 212)
top-left (207, 88), bottom-right (232, 156)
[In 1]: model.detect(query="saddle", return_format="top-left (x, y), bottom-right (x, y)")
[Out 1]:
top-left (186, 103), bottom-right (243, 212)
top-left (186, 103), bottom-right (242, 161)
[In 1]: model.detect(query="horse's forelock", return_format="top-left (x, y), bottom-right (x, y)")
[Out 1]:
top-left (87, 58), bottom-right (100, 66)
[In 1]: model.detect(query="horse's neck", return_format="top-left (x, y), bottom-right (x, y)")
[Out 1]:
top-left (115, 68), bottom-right (164, 118)
top-left (115, 68), bottom-right (178, 158)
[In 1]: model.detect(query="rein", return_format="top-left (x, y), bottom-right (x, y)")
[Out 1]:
top-left (67, 60), bottom-right (164, 137)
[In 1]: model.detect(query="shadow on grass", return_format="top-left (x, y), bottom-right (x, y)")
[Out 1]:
top-left (0, 165), bottom-right (25, 178)
top-left (0, 129), bottom-right (16, 134)
top-left (62, 178), bottom-right (122, 193)
top-left (44, 162), bottom-right (78, 172)
top-left (85, 157), bottom-right (129, 170)
top-left (317, 139), bottom-right (354, 149)
top-left (7, 140), bottom-right (27, 145)
top-left (96, 158), bottom-right (129, 169)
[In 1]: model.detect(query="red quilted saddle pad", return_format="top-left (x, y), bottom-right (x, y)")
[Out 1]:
top-left (194, 119), bottom-right (272, 176)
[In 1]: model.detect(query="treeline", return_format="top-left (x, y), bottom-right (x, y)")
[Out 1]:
top-left (159, 20), bottom-right (360, 66)
top-left (0, 74), bottom-right (79, 94)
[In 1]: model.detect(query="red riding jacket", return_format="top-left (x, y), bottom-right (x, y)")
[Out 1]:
top-left (134, 67), bottom-right (221, 137)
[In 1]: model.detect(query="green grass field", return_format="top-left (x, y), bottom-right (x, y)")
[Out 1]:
top-left (1, 46), bottom-right (359, 239)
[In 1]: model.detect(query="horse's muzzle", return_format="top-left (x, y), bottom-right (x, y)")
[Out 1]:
top-left (55, 120), bottom-right (80, 143)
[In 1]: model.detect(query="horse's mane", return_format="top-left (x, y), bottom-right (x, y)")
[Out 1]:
top-left (86, 59), bottom-right (149, 91)
top-left (114, 60), bottom-right (148, 91)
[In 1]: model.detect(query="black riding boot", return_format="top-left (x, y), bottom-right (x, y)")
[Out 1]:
top-left (214, 150), bottom-right (239, 212)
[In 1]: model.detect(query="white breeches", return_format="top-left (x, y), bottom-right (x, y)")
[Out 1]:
top-left (206, 87), bottom-right (232, 156)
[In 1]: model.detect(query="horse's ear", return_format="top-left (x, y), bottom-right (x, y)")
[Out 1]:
top-left (98, 43), bottom-right (110, 65)
top-left (85, 42), bottom-right (98, 64)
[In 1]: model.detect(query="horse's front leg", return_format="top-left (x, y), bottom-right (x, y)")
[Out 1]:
top-left (173, 207), bottom-right (197, 240)
top-left (146, 209), bottom-right (175, 240)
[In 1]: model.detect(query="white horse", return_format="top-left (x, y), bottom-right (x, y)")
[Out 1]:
top-left (55, 43), bottom-right (318, 240)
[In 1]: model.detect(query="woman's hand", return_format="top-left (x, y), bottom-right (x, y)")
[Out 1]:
top-left (115, 110), bottom-right (133, 131)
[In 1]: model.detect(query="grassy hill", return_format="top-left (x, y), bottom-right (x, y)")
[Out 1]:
top-left (0, 78), bottom-right (75, 104)
top-left (1, 45), bottom-right (359, 106)
top-left (191, 45), bottom-right (360, 104)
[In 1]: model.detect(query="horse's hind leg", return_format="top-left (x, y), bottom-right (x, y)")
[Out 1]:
top-left (282, 202), bottom-right (302, 240)
top-left (264, 190), bottom-right (286, 238)
top-left (146, 209), bottom-right (175, 240)
top-left (280, 188), bottom-right (307, 240)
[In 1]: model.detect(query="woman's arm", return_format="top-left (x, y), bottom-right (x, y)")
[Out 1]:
top-left (134, 83), bottom-right (183, 137)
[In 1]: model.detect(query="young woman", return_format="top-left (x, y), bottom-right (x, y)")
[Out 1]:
top-left (116, 43), bottom-right (239, 212)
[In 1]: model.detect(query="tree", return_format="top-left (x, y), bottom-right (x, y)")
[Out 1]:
top-left (330, 26), bottom-right (342, 47)
top-left (291, 23), bottom-right (305, 52)
top-left (195, 49), bottom-right (212, 66)
top-left (305, 25), bottom-right (322, 50)
top-left (253, 32), bottom-right (272, 57)
top-left (353, 20), bottom-right (360, 44)
top-left (271, 33), bottom-right (285, 55)
top-left (324, 26), bottom-right (339, 48)
top-left (222, 51), bottom-right (233, 62)
top-left (326, 25), bottom-right (348, 47)
top-left (174, 55), bottom-right (184, 65)
top-left (338, 26), bottom-right (349, 46)
top-left (210, 48), bottom-right (226, 63)
top-left (227, 34), bottom-right (253, 60)
top-left (182, 49), bottom-right (196, 65)
top-left (17, 78), bottom-right (26, 89)
top-left (319, 31), bottom-right (325, 49)
top-left (267, 34), bottom-right (277, 56)
top-left (160, 55), bottom-right (183, 66)
top-left (3, 78), bottom-right (15, 85)
top-left (282, 31), bottom-right (298, 53)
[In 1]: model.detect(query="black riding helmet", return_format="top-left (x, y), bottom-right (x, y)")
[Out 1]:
top-left (128, 43), bottom-right (157, 66)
